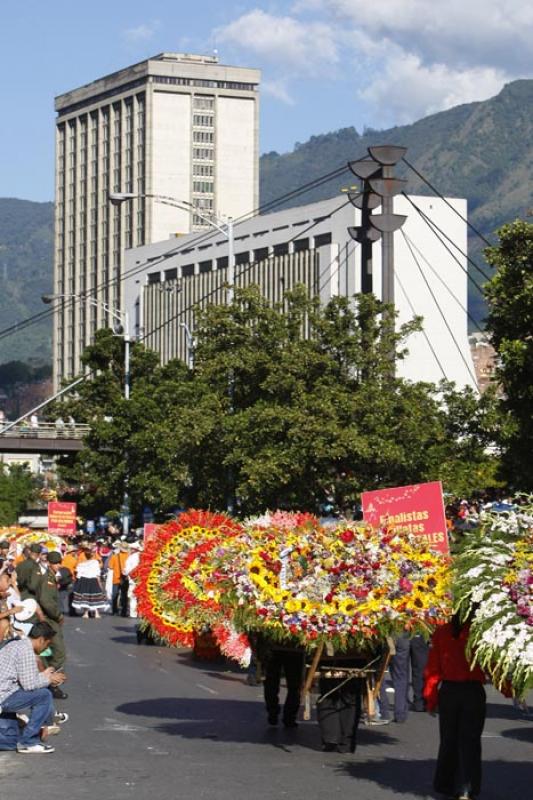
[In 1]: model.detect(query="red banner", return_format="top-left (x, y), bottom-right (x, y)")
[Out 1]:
top-left (361, 480), bottom-right (449, 554)
top-left (48, 501), bottom-right (77, 536)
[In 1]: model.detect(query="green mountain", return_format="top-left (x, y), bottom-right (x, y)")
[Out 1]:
top-left (0, 79), bottom-right (531, 366)
top-left (0, 198), bottom-right (53, 364)
top-left (260, 79), bottom-right (533, 325)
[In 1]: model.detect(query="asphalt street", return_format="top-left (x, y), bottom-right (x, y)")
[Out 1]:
top-left (1, 616), bottom-right (531, 800)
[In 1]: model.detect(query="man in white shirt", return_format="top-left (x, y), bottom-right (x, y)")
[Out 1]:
top-left (124, 542), bottom-right (142, 618)
top-left (0, 621), bottom-right (66, 753)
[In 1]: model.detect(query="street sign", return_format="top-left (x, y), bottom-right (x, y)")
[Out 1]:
top-left (361, 481), bottom-right (449, 554)
top-left (48, 501), bottom-right (77, 537)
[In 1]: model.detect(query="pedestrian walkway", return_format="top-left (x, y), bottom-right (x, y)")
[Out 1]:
top-left (1, 617), bottom-right (531, 800)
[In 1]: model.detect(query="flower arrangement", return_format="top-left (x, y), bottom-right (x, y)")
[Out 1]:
top-left (134, 510), bottom-right (243, 647)
top-left (2, 528), bottom-right (64, 552)
top-left (453, 501), bottom-right (533, 698)
top-left (136, 511), bottom-right (451, 659)
top-left (224, 522), bottom-right (451, 650)
top-left (244, 510), bottom-right (320, 531)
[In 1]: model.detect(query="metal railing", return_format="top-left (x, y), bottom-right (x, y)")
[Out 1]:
top-left (0, 421), bottom-right (90, 440)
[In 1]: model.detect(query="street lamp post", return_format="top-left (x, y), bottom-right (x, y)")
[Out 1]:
top-left (42, 292), bottom-right (131, 533)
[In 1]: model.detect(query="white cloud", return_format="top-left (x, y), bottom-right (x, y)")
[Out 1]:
top-left (303, 0), bottom-right (533, 73)
top-left (358, 52), bottom-right (509, 126)
top-left (262, 79), bottom-right (294, 105)
top-left (122, 21), bottom-right (159, 43)
top-left (215, 10), bottom-right (339, 76)
top-left (214, 2), bottom-right (532, 121)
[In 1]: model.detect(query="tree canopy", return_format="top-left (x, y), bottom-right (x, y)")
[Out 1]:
top-left (484, 219), bottom-right (533, 489)
top-left (55, 287), bottom-right (499, 520)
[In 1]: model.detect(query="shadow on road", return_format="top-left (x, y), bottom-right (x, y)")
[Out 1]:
top-left (335, 757), bottom-right (533, 798)
top-left (499, 725), bottom-right (533, 743)
top-left (115, 697), bottom-right (398, 751)
top-left (485, 701), bottom-right (533, 722)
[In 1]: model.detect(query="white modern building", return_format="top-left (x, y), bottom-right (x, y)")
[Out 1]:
top-left (123, 194), bottom-right (478, 389)
top-left (53, 53), bottom-right (260, 386)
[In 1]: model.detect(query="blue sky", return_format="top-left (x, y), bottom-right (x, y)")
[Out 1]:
top-left (0, 0), bottom-right (530, 202)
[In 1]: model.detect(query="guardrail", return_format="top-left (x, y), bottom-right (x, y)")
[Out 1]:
top-left (0, 422), bottom-right (91, 440)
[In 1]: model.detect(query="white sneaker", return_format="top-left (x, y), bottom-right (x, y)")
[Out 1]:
top-left (54, 712), bottom-right (69, 724)
top-left (17, 743), bottom-right (55, 754)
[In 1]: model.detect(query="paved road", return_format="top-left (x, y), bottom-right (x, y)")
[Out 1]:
top-left (1, 617), bottom-right (531, 799)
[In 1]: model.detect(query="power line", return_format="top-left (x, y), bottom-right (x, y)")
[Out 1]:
top-left (402, 157), bottom-right (493, 247)
top-left (401, 230), bottom-right (479, 388)
top-left (402, 232), bottom-right (485, 334)
top-left (402, 193), bottom-right (492, 284)
top-left (317, 242), bottom-right (358, 296)
top-left (394, 268), bottom-right (448, 382)
top-left (0, 166), bottom-right (350, 344)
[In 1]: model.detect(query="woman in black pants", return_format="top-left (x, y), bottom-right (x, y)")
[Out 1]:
top-left (423, 614), bottom-right (487, 800)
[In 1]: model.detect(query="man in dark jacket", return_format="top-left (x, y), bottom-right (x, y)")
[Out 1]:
top-left (34, 552), bottom-right (67, 699)
top-left (15, 543), bottom-right (42, 599)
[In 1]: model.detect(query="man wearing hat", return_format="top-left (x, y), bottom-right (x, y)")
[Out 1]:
top-left (16, 543), bottom-right (43, 600)
top-left (34, 552), bottom-right (67, 698)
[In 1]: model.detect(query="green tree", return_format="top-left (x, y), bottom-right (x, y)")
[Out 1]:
top-left (0, 463), bottom-right (35, 525)
top-left (484, 219), bottom-right (533, 489)
top-left (56, 290), bottom-right (499, 519)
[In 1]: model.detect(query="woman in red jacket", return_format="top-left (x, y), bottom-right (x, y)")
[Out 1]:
top-left (423, 614), bottom-right (486, 800)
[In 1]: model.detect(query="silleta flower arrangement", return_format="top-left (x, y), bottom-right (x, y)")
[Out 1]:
top-left (225, 523), bottom-right (451, 650)
top-left (453, 501), bottom-right (533, 698)
top-left (135, 511), bottom-right (451, 657)
top-left (134, 510), bottom-right (243, 647)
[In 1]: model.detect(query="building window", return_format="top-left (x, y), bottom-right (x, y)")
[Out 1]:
top-left (182, 264), bottom-right (195, 278)
top-left (148, 272), bottom-right (160, 285)
top-left (254, 247), bottom-right (269, 262)
top-left (199, 260), bottom-right (212, 273)
top-left (294, 238), bottom-right (309, 253)
top-left (235, 251), bottom-right (250, 266)
top-left (273, 243), bottom-right (289, 257)
top-left (165, 267), bottom-right (178, 280)
top-left (314, 232), bottom-right (332, 247)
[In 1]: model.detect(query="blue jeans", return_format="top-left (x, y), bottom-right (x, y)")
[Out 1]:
top-left (1, 688), bottom-right (54, 746)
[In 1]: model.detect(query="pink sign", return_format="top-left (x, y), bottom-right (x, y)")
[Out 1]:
top-left (48, 501), bottom-right (77, 536)
top-left (361, 480), bottom-right (449, 554)
top-left (143, 523), bottom-right (159, 544)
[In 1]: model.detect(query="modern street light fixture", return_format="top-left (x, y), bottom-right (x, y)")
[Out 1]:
top-left (108, 192), bottom-right (235, 302)
top-left (42, 292), bottom-right (132, 534)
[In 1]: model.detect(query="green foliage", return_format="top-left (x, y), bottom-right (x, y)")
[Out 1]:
top-left (0, 199), bottom-right (53, 364)
top-left (0, 463), bottom-right (36, 525)
top-left (56, 288), bottom-right (499, 520)
top-left (484, 219), bottom-right (533, 489)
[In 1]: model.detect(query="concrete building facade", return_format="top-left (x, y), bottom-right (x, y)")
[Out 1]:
top-left (123, 194), bottom-right (478, 390)
top-left (53, 53), bottom-right (260, 385)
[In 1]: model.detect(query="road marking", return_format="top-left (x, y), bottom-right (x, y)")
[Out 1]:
top-left (196, 683), bottom-right (218, 695)
top-left (74, 627), bottom-right (86, 635)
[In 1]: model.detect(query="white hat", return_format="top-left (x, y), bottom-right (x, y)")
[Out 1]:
top-left (14, 598), bottom-right (38, 622)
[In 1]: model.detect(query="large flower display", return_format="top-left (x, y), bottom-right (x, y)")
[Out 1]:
top-left (0, 527), bottom-right (65, 552)
top-left (453, 502), bottom-right (533, 698)
top-left (136, 511), bottom-right (451, 654)
top-left (134, 510), bottom-right (243, 647)
top-left (226, 523), bottom-right (451, 650)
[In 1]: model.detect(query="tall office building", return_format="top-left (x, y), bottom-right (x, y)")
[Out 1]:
top-left (53, 53), bottom-right (260, 385)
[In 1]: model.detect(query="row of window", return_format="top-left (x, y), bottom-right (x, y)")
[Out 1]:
top-left (153, 76), bottom-right (257, 91)
top-left (192, 147), bottom-right (213, 160)
top-left (193, 130), bottom-right (213, 143)
top-left (192, 114), bottom-right (213, 127)
top-left (192, 180), bottom-right (214, 194)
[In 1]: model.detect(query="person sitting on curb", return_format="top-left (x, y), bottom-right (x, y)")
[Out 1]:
top-left (0, 621), bottom-right (67, 753)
